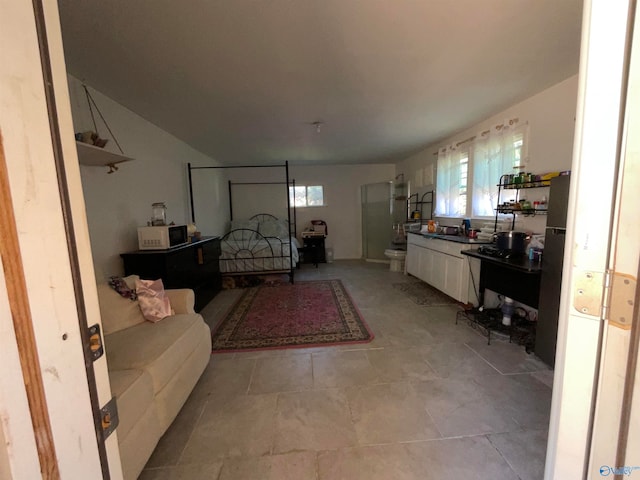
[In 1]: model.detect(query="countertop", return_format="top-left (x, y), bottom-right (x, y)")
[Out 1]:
top-left (462, 248), bottom-right (542, 274)
top-left (408, 231), bottom-right (493, 245)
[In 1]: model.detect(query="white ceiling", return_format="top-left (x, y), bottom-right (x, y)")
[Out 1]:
top-left (57, 0), bottom-right (583, 166)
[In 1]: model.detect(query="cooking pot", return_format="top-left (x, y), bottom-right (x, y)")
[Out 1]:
top-left (493, 231), bottom-right (530, 252)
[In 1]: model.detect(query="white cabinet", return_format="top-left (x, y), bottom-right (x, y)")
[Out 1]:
top-left (406, 241), bottom-right (420, 278)
top-left (406, 242), bottom-right (432, 284)
top-left (406, 233), bottom-right (473, 304)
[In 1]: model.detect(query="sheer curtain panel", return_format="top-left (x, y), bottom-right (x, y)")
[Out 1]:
top-left (471, 120), bottom-right (529, 217)
top-left (435, 144), bottom-right (464, 217)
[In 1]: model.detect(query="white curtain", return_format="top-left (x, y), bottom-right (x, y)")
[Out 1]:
top-left (435, 144), bottom-right (464, 217)
top-left (471, 120), bottom-right (529, 217)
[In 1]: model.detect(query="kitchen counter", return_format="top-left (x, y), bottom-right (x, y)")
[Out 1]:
top-left (408, 232), bottom-right (493, 245)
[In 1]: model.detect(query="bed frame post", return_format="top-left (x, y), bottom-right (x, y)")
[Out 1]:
top-left (285, 161), bottom-right (294, 284)
top-left (228, 180), bottom-right (233, 221)
top-left (187, 163), bottom-right (196, 223)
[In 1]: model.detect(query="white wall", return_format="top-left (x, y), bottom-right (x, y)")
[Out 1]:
top-left (210, 164), bottom-right (395, 259)
top-left (292, 164), bottom-right (395, 259)
top-left (67, 75), bottom-right (228, 279)
top-left (396, 75), bottom-right (579, 233)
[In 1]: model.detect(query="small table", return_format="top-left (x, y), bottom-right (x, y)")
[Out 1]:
top-left (300, 235), bottom-right (326, 267)
top-left (460, 249), bottom-right (542, 346)
top-left (462, 249), bottom-right (542, 308)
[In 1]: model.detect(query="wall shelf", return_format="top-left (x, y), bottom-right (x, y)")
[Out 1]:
top-left (407, 190), bottom-right (434, 222)
top-left (76, 141), bottom-right (133, 170)
top-left (498, 180), bottom-right (551, 189)
top-left (495, 207), bottom-right (548, 216)
top-left (494, 173), bottom-right (553, 230)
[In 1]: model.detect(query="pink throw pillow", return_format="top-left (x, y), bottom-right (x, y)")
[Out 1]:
top-left (135, 278), bottom-right (172, 322)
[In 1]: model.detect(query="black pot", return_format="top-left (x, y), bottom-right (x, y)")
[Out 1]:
top-left (493, 231), bottom-right (530, 252)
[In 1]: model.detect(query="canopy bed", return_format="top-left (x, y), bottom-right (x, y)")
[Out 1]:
top-left (187, 161), bottom-right (298, 283)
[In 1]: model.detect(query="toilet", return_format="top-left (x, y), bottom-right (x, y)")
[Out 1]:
top-left (384, 248), bottom-right (407, 272)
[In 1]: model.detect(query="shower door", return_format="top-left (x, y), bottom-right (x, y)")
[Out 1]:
top-left (361, 182), bottom-right (392, 261)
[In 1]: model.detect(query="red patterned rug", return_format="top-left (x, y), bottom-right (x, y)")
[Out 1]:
top-left (211, 280), bottom-right (373, 352)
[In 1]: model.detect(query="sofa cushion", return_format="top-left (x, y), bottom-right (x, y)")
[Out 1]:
top-left (154, 328), bottom-right (211, 431)
top-left (117, 400), bottom-right (162, 480)
top-left (105, 314), bottom-right (207, 394)
top-left (97, 282), bottom-right (146, 335)
top-left (108, 369), bottom-right (155, 442)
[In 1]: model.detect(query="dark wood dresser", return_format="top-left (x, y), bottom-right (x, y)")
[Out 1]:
top-left (120, 236), bottom-right (221, 312)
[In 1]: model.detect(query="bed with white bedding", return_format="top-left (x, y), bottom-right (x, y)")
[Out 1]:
top-left (219, 214), bottom-right (298, 281)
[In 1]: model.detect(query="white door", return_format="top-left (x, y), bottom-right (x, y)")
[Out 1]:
top-left (586, 1), bottom-right (640, 475)
top-left (545, 1), bottom-right (638, 478)
top-left (0, 1), bottom-right (122, 478)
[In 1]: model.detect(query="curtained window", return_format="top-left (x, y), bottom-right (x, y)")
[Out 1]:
top-left (435, 118), bottom-right (528, 218)
top-left (435, 145), bottom-right (469, 217)
top-left (471, 119), bottom-right (529, 217)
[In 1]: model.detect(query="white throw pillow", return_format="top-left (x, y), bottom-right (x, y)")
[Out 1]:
top-left (135, 278), bottom-right (172, 323)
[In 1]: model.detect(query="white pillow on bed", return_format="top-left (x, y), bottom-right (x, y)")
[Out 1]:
top-left (259, 219), bottom-right (289, 238)
top-left (230, 220), bottom-right (259, 239)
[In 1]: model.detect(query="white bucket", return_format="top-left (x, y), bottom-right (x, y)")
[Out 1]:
top-left (326, 247), bottom-right (334, 263)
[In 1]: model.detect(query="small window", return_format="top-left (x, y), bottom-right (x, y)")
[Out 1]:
top-left (289, 185), bottom-right (324, 207)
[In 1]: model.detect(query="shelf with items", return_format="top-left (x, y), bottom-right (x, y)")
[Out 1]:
top-left (494, 173), bottom-right (551, 231)
top-left (75, 83), bottom-right (134, 173)
top-left (495, 207), bottom-right (548, 216)
top-left (407, 190), bottom-right (434, 223)
top-left (498, 180), bottom-right (551, 189)
top-left (76, 141), bottom-right (134, 172)
top-left (455, 308), bottom-right (535, 351)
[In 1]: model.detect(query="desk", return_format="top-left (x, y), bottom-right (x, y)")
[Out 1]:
top-left (462, 249), bottom-right (541, 308)
top-left (300, 235), bottom-right (326, 267)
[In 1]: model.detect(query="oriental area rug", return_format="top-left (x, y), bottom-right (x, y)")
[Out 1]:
top-left (211, 280), bottom-right (373, 352)
top-left (392, 281), bottom-right (458, 306)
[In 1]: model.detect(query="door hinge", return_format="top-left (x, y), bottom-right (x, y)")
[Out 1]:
top-left (87, 323), bottom-right (104, 361)
top-left (574, 270), bottom-right (606, 317)
top-left (607, 272), bottom-right (636, 330)
top-left (100, 397), bottom-right (119, 441)
top-left (573, 269), bottom-right (636, 329)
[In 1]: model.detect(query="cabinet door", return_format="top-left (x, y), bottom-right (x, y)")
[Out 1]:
top-left (443, 255), bottom-right (463, 301)
top-left (419, 247), bottom-right (433, 284)
top-left (406, 244), bottom-right (420, 277)
top-left (430, 251), bottom-right (446, 292)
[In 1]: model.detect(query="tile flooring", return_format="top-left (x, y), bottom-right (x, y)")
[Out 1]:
top-left (140, 260), bottom-right (552, 480)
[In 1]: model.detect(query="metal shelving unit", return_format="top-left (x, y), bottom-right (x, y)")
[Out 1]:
top-left (407, 190), bottom-right (434, 224)
top-left (494, 174), bottom-right (551, 230)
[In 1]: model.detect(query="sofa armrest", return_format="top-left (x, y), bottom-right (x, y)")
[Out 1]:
top-left (165, 289), bottom-right (196, 314)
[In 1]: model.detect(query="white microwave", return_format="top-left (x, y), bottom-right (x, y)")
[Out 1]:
top-left (137, 225), bottom-right (189, 250)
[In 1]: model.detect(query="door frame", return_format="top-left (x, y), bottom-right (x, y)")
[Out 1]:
top-left (0, 1), bottom-right (122, 478)
top-left (545, 0), bottom-right (638, 478)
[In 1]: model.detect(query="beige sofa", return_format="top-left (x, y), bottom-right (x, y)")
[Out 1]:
top-left (97, 276), bottom-right (211, 480)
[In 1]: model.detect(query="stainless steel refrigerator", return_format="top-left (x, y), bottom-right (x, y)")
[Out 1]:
top-left (535, 174), bottom-right (571, 367)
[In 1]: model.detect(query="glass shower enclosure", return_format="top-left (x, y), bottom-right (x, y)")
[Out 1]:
top-left (361, 181), bottom-right (398, 261)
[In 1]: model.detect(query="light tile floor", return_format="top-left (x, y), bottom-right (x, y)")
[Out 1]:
top-left (140, 260), bottom-right (552, 480)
